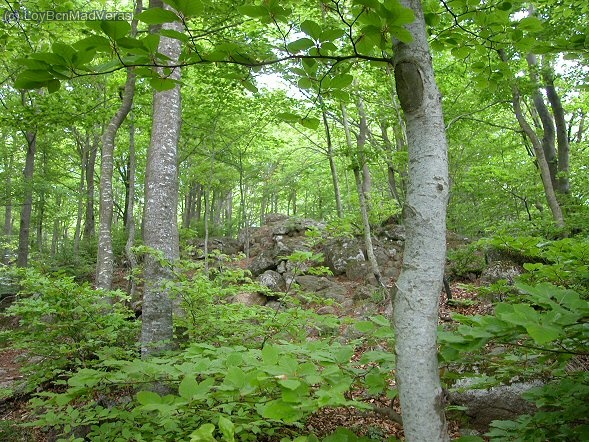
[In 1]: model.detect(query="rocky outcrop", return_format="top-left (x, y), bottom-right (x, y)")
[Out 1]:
top-left (187, 237), bottom-right (241, 258)
top-left (258, 270), bottom-right (286, 292)
top-left (480, 260), bottom-right (523, 285)
top-left (295, 275), bottom-right (348, 302)
top-left (449, 380), bottom-right (540, 431)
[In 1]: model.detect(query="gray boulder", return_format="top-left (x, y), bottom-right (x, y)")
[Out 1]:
top-left (230, 292), bottom-right (268, 306)
top-left (295, 275), bottom-right (348, 301)
top-left (248, 253), bottom-right (276, 276)
top-left (449, 380), bottom-right (540, 431)
top-left (323, 238), bottom-right (365, 275)
top-left (258, 270), bottom-right (286, 292)
top-left (480, 260), bottom-right (523, 285)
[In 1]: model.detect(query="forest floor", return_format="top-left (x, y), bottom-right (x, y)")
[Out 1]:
top-left (0, 281), bottom-right (491, 441)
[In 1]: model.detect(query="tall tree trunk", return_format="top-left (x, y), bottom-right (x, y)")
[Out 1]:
top-left (125, 111), bottom-right (138, 298)
top-left (380, 120), bottom-right (403, 206)
top-left (95, 68), bottom-right (136, 290)
top-left (51, 195), bottom-right (61, 257)
top-left (341, 102), bottom-right (384, 287)
top-left (74, 140), bottom-right (87, 257)
top-left (321, 106), bottom-right (343, 218)
top-left (36, 147), bottom-right (47, 254)
top-left (83, 130), bottom-right (98, 240)
top-left (541, 57), bottom-right (570, 194)
top-left (3, 149), bottom-right (13, 265)
top-left (141, 6), bottom-right (182, 357)
top-left (501, 50), bottom-right (565, 228)
top-left (17, 130), bottom-right (36, 267)
top-left (526, 53), bottom-right (558, 191)
top-left (391, 1), bottom-right (450, 439)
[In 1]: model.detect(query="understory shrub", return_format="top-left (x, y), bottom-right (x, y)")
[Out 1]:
top-left (440, 282), bottom-right (589, 440)
top-left (28, 321), bottom-right (396, 441)
top-left (0, 267), bottom-right (139, 389)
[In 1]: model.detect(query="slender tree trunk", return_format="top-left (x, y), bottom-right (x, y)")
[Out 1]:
top-left (17, 130), bottom-right (36, 267)
top-left (74, 141), bottom-right (87, 257)
top-left (193, 184), bottom-right (201, 222)
top-left (3, 149), bottom-right (13, 265)
top-left (51, 195), bottom-right (61, 257)
top-left (36, 148), bottom-right (48, 254)
top-left (125, 111), bottom-right (138, 298)
top-left (576, 111), bottom-right (585, 143)
top-left (83, 130), bottom-right (98, 240)
top-left (391, 1), bottom-right (450, 439)
top-left (380, 120), bottom-right (403, 206)
top-left (321, 106), bottom-right (343, 218)
top-left (341, 102), bottom-right (384, 287)
top-left (141, 6), bottom-right (182, 357)
top-left (95, 68), bottom-right (136, 290)
top-left (526, 53), bottom-right (558, 191)
top-left (501, 50), bottom-right (565, 228)
top-left (541, 57), bottom-right (570, 194)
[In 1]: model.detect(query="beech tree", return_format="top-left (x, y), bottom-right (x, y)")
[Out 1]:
top-left (140, 2), bottom-right (183, 357)
top-left (390, 1), bottom-right (450, 439)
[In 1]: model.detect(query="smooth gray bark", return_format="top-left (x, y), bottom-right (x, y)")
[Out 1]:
top-left (140, 8), bottom-right (182, 357)
top-left (3, 147), bottom-right (13, 264)
top-left (125, 112), bottom-right (138, 298)
top-left (541, 57), bottom-right (570, 194)
top-left (526, 53), bottom-right (558, 191)
top-left (341, 102), bottom-right (384, 287)
top-left (83, 131), bottom-right (98, 240)
top-left (321, 103), bottom-right (343, 218)
top-left (95, 69), bottom-right (137, 290)
top-left (74, 136), bottom-right (87, 257)
top-left (391, 1), bottom-right (450, 440)
top-left (16, 130), bottom-right (36, 268)
top-left (501, 50), bottom-right (565, 228)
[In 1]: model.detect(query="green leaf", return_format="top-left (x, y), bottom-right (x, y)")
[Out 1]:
top-left (277, 112), bottom-right (301, 123)
top-left (330, 74), bottom-right (354, 89)
top-left (497, 2), bottom-right (512, 11)
top-left (365, 370), bottom-right (386, 394)
top-left (150, 77), bottom-right (178, 91)
top-left (300, 117), bottom-right (320, 130)
top-left (242, 80), bottom-right (259, 94)
top-left (74, 35), bottom-right (111, 52)
top-left (287, 38), bottom-right (315, 53)
top-left (452, 46), bottom-right (470, 59)
top-left (355, 321), bottom-right (376, 333)
top-left (525, 323), bottom-right (561, 345)
top-left (166, 0), bottom-right (203, 18)
top-left (46, 79), bottom-right (61, 93)
top-left (517, 16), bottom-right (543, 32)
top-left (136, 390), bottom-right (162, 405)
top-left (179, 375), bottom-right (199, 400)
top-left (262, 344), bottom-right (280, 365)
top-left (298, 77), bottom-right (314, 89)
top-left (237, 5), bottom-right (268, 18)
top-left (142, 34), bottom-right (161, 53)
top-left (161, 29), bottom-right (189, 42)
top-left (136, 8), bottom-right (179, 24)
top-left (278, 379), bottom-right (301, 390)
top-left (300, 20), bottom-right (322, 40)
top-left (258, 399), bottom-right (304, 422)
top-left (385, 6), bottom-right (415, 26)
top-left (390, 26), bottom-right (413, 43)
top-left (14, 70), bottom-right (55, 89)
top-left (52, 43), bottom-right (77, 64)
top-left (190, 423), bottom-right (216, 442)
top-left (100, 20), bottom-right (131, 41)
top-left (225, 366), bottom-right (246, 388)
top-left (218, 416), bottom-right (235, 442)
